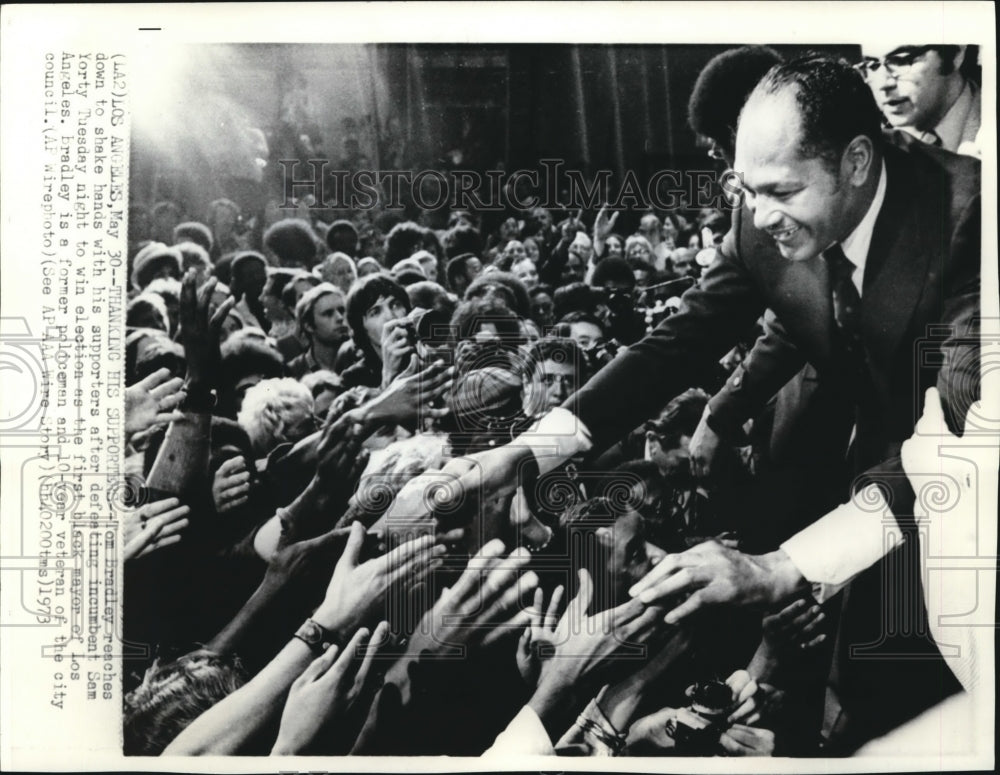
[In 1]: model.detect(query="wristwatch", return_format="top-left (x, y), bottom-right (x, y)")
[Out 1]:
top-left (179, 382), bottom-right (217, 413)
top-left (293, 618), bottom-right (337, 655)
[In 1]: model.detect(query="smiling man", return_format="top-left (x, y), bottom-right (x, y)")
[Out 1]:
top-left (432, 55), bottom-right (980, 752)
top-left (858, 43), bottom-right (980, 155)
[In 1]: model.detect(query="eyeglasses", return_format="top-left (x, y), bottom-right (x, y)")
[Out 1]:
top-left (854, 46), bottom-right (933, 81)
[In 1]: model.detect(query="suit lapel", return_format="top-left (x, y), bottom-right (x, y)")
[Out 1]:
top-left (860, 146), bottom-right (932, 395)
top-left (769, 254), bottom-right (835, 363)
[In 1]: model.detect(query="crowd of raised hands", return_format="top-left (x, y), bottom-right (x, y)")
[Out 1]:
top-left (119, 270), bottom-right (837, 759)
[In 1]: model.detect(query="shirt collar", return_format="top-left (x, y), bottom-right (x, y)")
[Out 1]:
top-left (838, 159), bottom-right (887, 277)
top-left (901, 80), bottom-right (975, 152)
top-left (934, 80), bottom-right (975, 152)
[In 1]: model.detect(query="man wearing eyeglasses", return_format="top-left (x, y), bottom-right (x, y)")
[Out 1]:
top-left (857, 43), bottom-right (980, 156)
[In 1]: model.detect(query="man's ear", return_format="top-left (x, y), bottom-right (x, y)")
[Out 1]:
top-left (595, 525), bottom-right (613, 546)
top-left (842, 134), bottom-right (876, 187)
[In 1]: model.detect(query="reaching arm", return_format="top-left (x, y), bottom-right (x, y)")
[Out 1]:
top-left (146, 273), bottom-right (233, 497)
top-left (705, 309), bottom-right (807, 441)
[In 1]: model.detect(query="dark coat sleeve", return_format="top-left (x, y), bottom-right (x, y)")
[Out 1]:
top-left (706, 308), bottom-right (808, 439)
top-left (568, 214), bottom-right (766, 452)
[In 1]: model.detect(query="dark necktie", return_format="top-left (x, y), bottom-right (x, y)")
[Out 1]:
top-left (825, 244), bottom-right (868, 383)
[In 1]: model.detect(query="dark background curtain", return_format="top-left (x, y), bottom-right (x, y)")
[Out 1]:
top-left (129, 43), bottom-right (864, 224)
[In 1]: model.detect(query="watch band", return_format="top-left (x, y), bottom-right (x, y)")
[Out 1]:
top-left (293, 618), bottom-right (337, 656)
top-left (179, 383), bottom-right (217, 413)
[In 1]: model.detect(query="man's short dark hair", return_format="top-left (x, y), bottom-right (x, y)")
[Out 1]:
top-left (646, 387), bottom-right (710, 444)
top-left (688, 45), bottom-right (785, 159)
top-left (465, 271), bottom-right (531, 319)
top-left (557, 309), bottom-right (604, 327)
top-left (450, 296), bottom-right (523, 346)
top-left (280, 270), bottom-right (319, 311)
top-left (519, 336), bottom-right (589, 383)
top-left (443, 223), bottom-right (483, 260)
top-left (747, 54), bottom-right (884, 171)
top-left (930, 45), bottom-right (963, 76)
top-left (263, 218), bottom-right (319, 268)
top-left (554, 310), bottom-right (605, 337)
top-left (383, 221), bottom-right (426, 269)
top-left (325, 219), bottom-right (359, 256)
top-left (230, 251), bottom-right (268, 297)
top-left (553, 281), bottom-right (599, 319)
top-left (445, 253), bottom-right (477, 290)
top-left (591, 257), bottom-right (636, 290)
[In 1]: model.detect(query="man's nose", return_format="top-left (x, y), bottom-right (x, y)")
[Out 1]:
top-left (646, 541), bottom-right (667, 566)
top-left (872, 68), bottom-right (900, 90)
top-left (752, 196), bottom-right (782, 232)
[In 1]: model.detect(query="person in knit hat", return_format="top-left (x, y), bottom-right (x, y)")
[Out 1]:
top-left (131, 243), bottom-right (183, 292)
top-left (172, 221), bottom-right (215, 256)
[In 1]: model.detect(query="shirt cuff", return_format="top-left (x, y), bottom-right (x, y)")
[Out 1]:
top-left (511, 407), bottom-right (593, 476)
top-left (483, 705), bottom-right (556, 757)
top-left (780, 484), bottom-right (903, 603)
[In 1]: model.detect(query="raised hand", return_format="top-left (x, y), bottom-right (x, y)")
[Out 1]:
top-left (212, 455), bottom-right (252, 514)
top-left (123, 497), bottom-right (191, 561)
top-left (560, 208), bottom-right (585, 241)
top-left (312, 522), bottom-right (448, 643)
top-left (365, 356), bottom-right (453, 427)
top-left (272, 622), bottom-right (389, 755)
top-left (763, 598), bottom-right (827, 651)
top-left (381, 318), bottom-right (416, 388)
top-left (593, 205), bottom-right (619, 242)
top-left (124, 367), bottom-right (185, 436)
top-left (405, 539), bottom-right (538, 657)
top-left (314, 414), bottom-right (368, 500)
top-left (536, 569), bottom-right (665, 692)
top-left (177, 271), bottom-right (235, 388)
top-left (262, 525), bottom-right (346, 598)
top-left (515, 584), bottom-right (564, 687)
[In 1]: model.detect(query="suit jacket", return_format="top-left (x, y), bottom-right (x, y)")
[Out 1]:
top-left (573, 140), bottom-right (980, 485)
top-left (568, 140), bottom-right (980, 747)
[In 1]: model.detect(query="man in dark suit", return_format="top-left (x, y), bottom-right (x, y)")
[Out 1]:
top-left (432, 55), bottom-right (980, 749)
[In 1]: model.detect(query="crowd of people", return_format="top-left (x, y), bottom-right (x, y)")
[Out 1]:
top-left (120, 44), bottom-right (983, 758)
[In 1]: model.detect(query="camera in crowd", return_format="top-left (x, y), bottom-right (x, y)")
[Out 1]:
top-left (666, 679), bottom-right (735, 754)
top-left (592, 285), bottom-right (636, 319)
